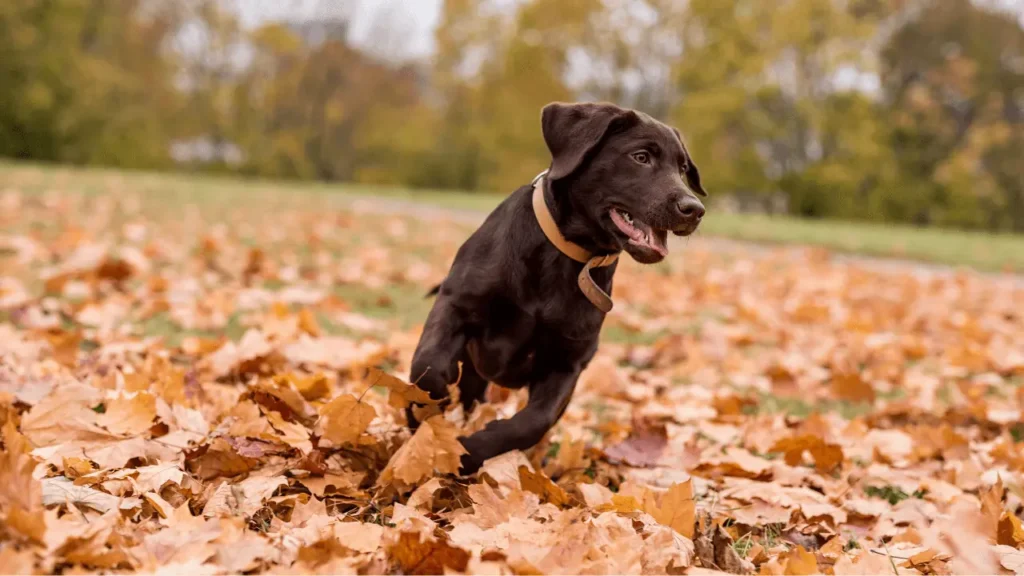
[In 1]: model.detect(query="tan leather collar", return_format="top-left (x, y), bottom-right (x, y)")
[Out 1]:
top-left (532, 173), bottom-right (619, 313)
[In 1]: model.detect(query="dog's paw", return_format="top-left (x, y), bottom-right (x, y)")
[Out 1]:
top-left (458, 452), bottom-right (483, 477)
top-left (457, 437), bottom-right (484, 476)
top-left (405, 405), bottom-right (422, 430)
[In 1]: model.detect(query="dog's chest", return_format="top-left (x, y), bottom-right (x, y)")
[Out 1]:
top-left (467, 296), bottom-right (604, 387)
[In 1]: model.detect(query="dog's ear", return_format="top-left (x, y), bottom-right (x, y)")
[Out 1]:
top-left (541, 102), bottom-right (632, 181)
top-left (672, 127), bottom-right (708, 197)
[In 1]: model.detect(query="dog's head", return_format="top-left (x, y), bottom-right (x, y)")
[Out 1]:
top-left (541, 101), bottom-right (706, 264)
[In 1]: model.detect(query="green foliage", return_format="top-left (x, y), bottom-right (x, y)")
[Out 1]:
top-left (864, 485), bottom-right (927, 505)
top-left (0, 0), bottom-right (180, 168)
top-left (0, 0), bottom-right (1021, 232)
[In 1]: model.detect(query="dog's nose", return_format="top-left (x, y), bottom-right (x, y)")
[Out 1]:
top-left (677, 196), bottom-right (705, 220)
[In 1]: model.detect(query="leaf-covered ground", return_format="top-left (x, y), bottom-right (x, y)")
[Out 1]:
top-left (1, 170), bottom-right (1024, 575)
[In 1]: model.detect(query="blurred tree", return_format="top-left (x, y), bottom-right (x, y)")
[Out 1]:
top-left (0, 0), bottom-right (1021, 233)
top-left (672, 0), bottom-right (890, 215)
top-left (0, 0), bottom-right (181, 167)
top-left (882, 0), bottom-right (1024, 231)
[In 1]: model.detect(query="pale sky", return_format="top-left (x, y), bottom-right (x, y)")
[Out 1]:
top-left (235, 0), bottom-right (443, 60)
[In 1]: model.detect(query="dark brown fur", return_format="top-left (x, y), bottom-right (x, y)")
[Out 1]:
top-left (408, 102), bottom-right (706, 474)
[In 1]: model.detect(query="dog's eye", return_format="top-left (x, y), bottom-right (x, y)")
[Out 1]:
top-left (631, 151), bottom-right (651, 165)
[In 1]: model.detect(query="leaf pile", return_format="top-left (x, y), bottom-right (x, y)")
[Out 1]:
top-left (2, 175), bottom-right (1024, 574)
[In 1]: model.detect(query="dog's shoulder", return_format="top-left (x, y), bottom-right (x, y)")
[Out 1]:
top-left (438, 184), bottom-right (547, 298)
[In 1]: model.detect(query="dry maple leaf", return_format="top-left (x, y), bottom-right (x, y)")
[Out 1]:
top-left (830, 371), bottom-right (876, 403)
top-left (186, 437), bottom-right (257, 480)
top-left (999, 512), bottom-right (1024, 547)
top-left (19, 382), bottom-right (117, 446)
top-left (407, 477), bottom-right (445, 510)
top-left (266, 410), bottom-right (313, 454)
top-left (389, 531), bottom-right (471, 575)
top-left (650, 480), bottom-right (696, 539)
top-left (41, 477), bottom-right (141, 513)
top-left (378, 415), bottom-right (467, 489)
top-left (316, 393), bottom-right (376, 446)
top-left (604, 420), bottom-right (668, 468)
top-left (96, 391), bottom-right (157, 436)
top-left (776, 546), bottom-right (819, 575)
top-left (132, 463), bottom-right (187, 493)
top-left (0, 420), bottom-right (45, 543)
top-left (518, 465), bottom-right (571, 507)
top-left (202, 475), bottom-right (288, 517)
top-left (769, 434), bottom-right (844, 473)
top-left (366, 367), bottom-right (434, 410)
top-left (297, 470), bottom-right (365, 497)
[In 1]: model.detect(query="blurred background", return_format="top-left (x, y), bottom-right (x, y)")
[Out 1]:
top-left (1, 0), bottom-right (1022, 233)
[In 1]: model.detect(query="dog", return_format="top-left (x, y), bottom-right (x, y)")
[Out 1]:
top-left (408, 101), bottom-right (706, 474)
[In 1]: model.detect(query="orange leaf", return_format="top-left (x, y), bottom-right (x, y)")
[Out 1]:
top-left (317, 394), bottom-right (376, 446)
top-left (518, 465), bottom-right (570, 507)
top-left (378, 416), bottom-right (466, 489)
top-left (780, 546), bottom-right (819, 575)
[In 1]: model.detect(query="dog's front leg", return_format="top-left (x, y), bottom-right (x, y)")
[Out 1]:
top-left (407, 296), bottom-right (468, 427)
top-left (457, 368), bottom-right (579, 475)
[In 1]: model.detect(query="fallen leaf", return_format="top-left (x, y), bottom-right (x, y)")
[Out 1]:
top-left (604, 421), bottom-right (668, 467)
top-left (408, 477), bottom-right (445, 510)
top-left (649, 480), bottom-right (696, 539)
top-left (41, 476), bottom-right (140, 513)
top-left (369, 367), bottom-right (435, 410)
top-left (379, 415), bottom-right (467, 489)
top-left (778, 546), bottom-right (818, 575)
top-left (518, 465), bottom-right (570, 507)
top-left (316, 393), bottom-right (376, 446)
top-left (1000, 512), bottom-right (1024, 547)
top-left (202, 475), bottom-right (287, 517)
top-left (389, 531), bottom-right (471, 575)
top-left (96, 391), bottom-right (157, 436)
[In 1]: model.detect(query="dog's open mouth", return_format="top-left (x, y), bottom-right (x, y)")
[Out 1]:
top-left (609, 209), bottom-right (668, 257)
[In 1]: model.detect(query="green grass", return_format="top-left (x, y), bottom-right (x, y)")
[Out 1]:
top-left (4, 161), bottom-right (1023, 272)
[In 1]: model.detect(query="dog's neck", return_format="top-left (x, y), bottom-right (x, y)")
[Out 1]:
top-left (545, 177), bottom-right (620, 255)
top-left (535, 175), bottom-right (619, 313)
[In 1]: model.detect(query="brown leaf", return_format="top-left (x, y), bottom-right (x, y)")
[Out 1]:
top-left (316, 393), bottom-right (376, 446)
top-left (96, 391), bottom-right (157, 436)
top-left (778, 546), bottom-right (819, 575)
top-left (0, 420), bottom-right (45, 543)
top-left (389, 531), bottom-right (470, 575)
top-left (298, 471), bottom-right (365, 497)
top-left (999, 512), bottom-right (1024, 547)
top-left (982, 475), bottom-right (1005, 539)
top-left (379, 415), bottom-right (467, 489)
top-left (41, 477), bottom-right (140, 513)
top-left (187, 437), bottom-right (256, 480)
top-left (133, 463), bottom-right (186, 493)
top-left (20, 382), bottom-right (116, 445)
top-left (831, 549), bottom-right (900, 575)
top-left (370, 367), bottom-right (435, 410)
top-left (830, 371), bottom-right (876, 403)
top-left (649, 480), bottom-right (696, 539)
top-left (604, 420), bottom-right (668, 467)
top-left (202, 475), bottom-right (287, 517)
top-left (332, 521), bottom-right (386, 554)
top-left (768, 434), bottom-right (844, 473)
top-left (266, 410), bottom-right (313, 454)
top-left (287, 372), bottom-right (331, 401)
top-left (407, 477), bottom-right (445, 510)
top-left (518, 465), bottom-right (570, 507)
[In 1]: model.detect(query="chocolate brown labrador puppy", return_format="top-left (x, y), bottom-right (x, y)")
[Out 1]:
top-left (409, 101), bottom-right (706, 474)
